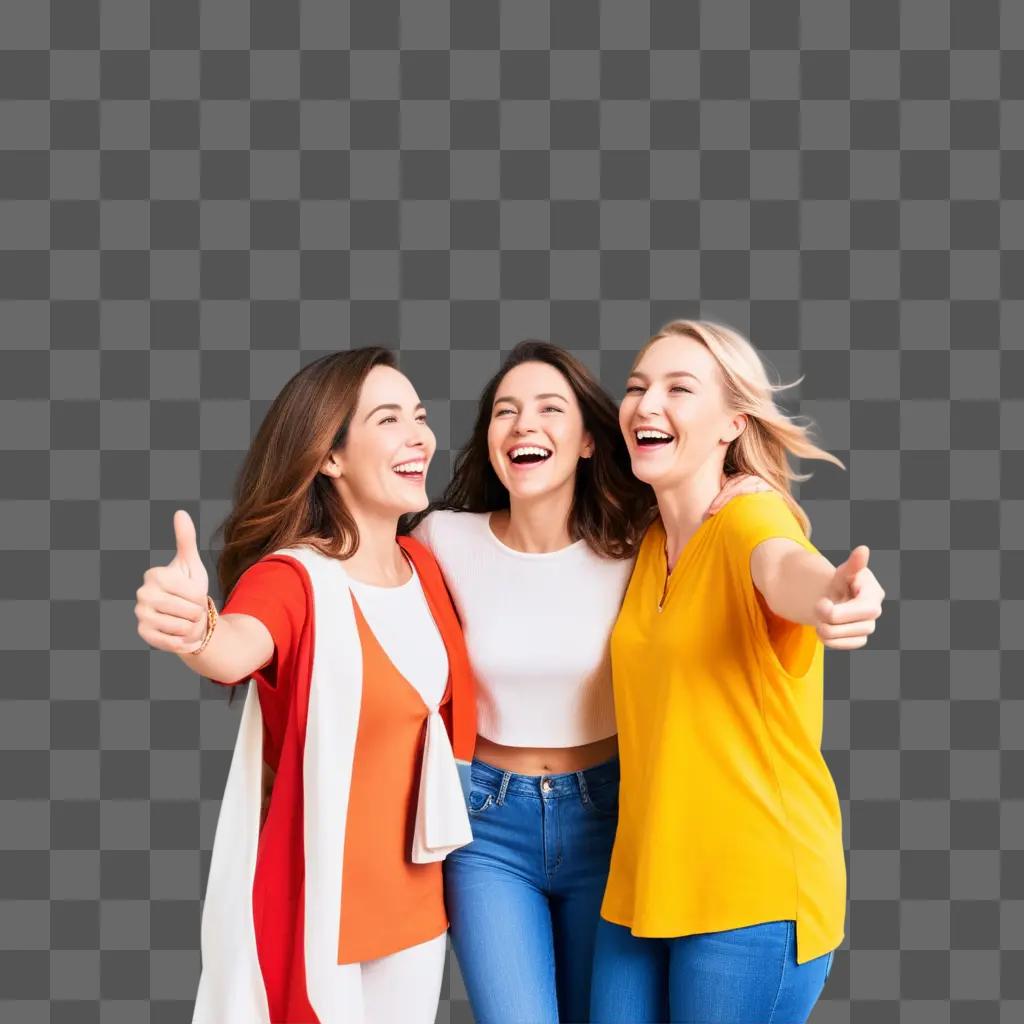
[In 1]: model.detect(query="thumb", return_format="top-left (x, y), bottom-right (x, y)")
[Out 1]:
top-left (170, 510), bottom-right (204, 580)
top-left (814, 595), bottom-right (835, 625)
top-left (832, 545), bottom-right (870, 595)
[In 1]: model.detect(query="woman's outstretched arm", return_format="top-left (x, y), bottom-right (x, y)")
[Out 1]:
top-left (134, 509), bottom-right (274, 682)
top-left (750, 541), bottom-right (885, 651)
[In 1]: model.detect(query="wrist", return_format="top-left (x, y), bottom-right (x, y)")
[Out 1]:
top-left (186, 596), bottom-right (218, 655)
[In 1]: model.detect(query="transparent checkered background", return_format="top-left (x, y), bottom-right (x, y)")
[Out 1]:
top-left (1, 1), bottom-right (1022, 1021)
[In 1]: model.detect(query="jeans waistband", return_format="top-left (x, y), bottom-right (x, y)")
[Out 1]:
top-left (470, 754), bottom-right (619, 801)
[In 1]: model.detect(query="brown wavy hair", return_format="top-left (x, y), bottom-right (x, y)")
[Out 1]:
top-left (407, 341), bottom-right (655, 559)
top-left (214, 347), bottom-right (398, 602)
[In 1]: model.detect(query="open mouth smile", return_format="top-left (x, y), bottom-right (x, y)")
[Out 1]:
top-left (507, 444), bottom-right (553, 467)
top-left (392, 459), bottom-right (426, 481)
top-left (633, 429), bottom-right (675, 449)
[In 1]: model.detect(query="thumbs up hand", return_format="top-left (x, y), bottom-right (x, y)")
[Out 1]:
top-left (135, 510), bottom-right (211, 654)
top-left (812, 546), bottom-right (885, 650)
top-left (169, 509), bottom-right (209, 591)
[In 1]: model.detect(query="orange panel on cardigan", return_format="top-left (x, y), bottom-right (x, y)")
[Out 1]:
top-left (336, 594), bottom-right (451, 964)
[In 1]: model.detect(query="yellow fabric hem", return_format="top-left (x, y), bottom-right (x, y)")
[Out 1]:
top-left (599, 909), bottom-right (844, 966)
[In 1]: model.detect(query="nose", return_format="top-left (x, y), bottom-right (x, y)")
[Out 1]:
top-left (634, 387), bottom-right (663, 420)
top-left (512, 411), bottom-right (538, 435)
top-left (405, 423), bottom-right (428, 447)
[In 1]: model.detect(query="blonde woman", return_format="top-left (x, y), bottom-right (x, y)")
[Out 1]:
top-left (591, 322), bottom-right (883, 1024)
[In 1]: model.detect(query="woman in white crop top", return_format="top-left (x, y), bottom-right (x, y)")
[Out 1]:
top-left (408, 341), bottom-right (754, 1023)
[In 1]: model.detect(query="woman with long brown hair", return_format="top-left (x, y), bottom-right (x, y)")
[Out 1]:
top-left (405, 340), bottom-right (770, 1023)
top-left (134, 348), bottom-right (476, 1024)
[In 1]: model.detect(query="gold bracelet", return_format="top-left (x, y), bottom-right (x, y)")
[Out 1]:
top-left (188, 596), bottom-right (218, 655)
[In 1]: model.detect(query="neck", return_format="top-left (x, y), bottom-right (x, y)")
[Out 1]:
top-left (499, 483), bottom-right (576, 553)
top-left (655, 460), bottom-right (726, 566)
top-left (341, 507), bottom-right (408, 585)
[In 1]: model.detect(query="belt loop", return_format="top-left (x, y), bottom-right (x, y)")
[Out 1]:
top-left (576, 769), bottom-right (590, 804)
top-left (497, 770), bottom-right (512, 805)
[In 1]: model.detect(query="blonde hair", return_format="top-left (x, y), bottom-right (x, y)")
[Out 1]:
top-left (633, 320), bottom-right (844, 537)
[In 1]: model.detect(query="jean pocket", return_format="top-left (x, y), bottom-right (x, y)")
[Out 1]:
top-left (466, 788), bottom-right (496, 816)
top-left (583, 780), bottom-right (619, 819)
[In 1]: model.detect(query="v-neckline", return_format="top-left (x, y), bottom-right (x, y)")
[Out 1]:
top-left (653, 514), bottom-right (716, 613)
top-left (347, 571), bottom-right (453, 714)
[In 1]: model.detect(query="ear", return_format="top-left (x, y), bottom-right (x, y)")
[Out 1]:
top-left (320, 448), bottom-right (344, 479)
top-left (580, 431), bottom-right (595, 459)
top-left (722, 413), bottom-right (746, 445)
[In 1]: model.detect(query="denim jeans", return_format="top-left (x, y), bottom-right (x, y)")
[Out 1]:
top-left (443, 756), bottom-right (620, 1024)
top-left (590, 917), bottom-right (835, 1024)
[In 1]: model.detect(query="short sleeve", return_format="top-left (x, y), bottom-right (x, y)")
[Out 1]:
top-left (719, 492), bottom-right (821, 678)
top-left (217, 556), bottom-right (309, 689)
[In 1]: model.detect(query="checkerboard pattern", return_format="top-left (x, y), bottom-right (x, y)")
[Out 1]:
top-left (1, 1), bottom-right (1021, 1021)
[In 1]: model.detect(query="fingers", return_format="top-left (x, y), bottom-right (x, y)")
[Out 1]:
top-left (844, 545), bottom-right (870, 574)
top-left (831, 545), bottom-right (871, 595)
top-left (137, 622), bottom-right (202, 655)
top-left (138, 608), bottom-right (200, 638)
top-left (816, 594), bottom-right (884, 627)
top-left (135, 562), bottom-right (208, 654)
top-left (141, 565), bottom-right (207, 604)
top-left (849, 567), bottom-right (885, 602)
top-left (821, 634), bottom-right (869, 651)
top-left (817, 617), bottom-right (877, 642)
top-left (148, 592), bottom-right (207, 624)
top-left (706, 474), bottom-right (772, 515)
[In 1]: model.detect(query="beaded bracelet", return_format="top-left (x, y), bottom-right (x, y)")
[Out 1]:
top-left (188, 596), bottom-right (218, 656)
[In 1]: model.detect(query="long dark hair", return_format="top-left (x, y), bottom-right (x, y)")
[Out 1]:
top-left (408, 341), bottom-right (655, 559)
top-left (215, 347), bottom-right (398, 601)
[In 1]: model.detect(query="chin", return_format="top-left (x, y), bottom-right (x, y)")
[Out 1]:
top-left (508, 477), bottom-right (562, 501)
top-left (400, 491), bottom-right (430, 516)
top-left (628, 461), bottom-right (659, 485)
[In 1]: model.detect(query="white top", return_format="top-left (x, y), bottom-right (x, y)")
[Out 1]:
top-left (412, 509), bottom-right (635, 748)
top-left (347, 562), bottom-right (449, 710)
top-left (346, 558), bottom-right (468, 865)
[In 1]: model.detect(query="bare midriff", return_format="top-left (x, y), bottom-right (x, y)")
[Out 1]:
top-left (474, 732), bottom-right (619, 776)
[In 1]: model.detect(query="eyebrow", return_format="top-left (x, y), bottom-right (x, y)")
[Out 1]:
top-left (626, 371), bottom-right (702, 384)
top-left (493, 392), bottom-right (570, 406)
top-left (363, 402), bottom-right (426, 422)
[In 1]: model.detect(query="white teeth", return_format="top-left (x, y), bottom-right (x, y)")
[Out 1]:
top-left (393, 461), bottom-right (425, 474)
top-left (508, 445), bottom-right (552, 459)
top-left (636, 429), bottom-right (673, 441)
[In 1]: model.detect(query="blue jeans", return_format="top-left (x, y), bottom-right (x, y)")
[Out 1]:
top-left (443, 756), bottom-right (620, 1024)
top-left (590, 918), bottom-right (835, 1024)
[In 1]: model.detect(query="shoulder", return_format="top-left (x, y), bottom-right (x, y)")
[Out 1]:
top-left (632, 518), bottom-right (663, 565)
top-left (222, 553), bottom-right (313, 641)
top-left (717, 490), bottom-right (796, 526)
top-left (232, 553), bottom-right (310, 595)
top-left (581, 541), bottom-right (639, 577)
top-left (411, 508), bottom-right (487, 553)
top-left (715, 491), bottom-right (815, 556)
top-left (398, 532), bottom-right (435, 569)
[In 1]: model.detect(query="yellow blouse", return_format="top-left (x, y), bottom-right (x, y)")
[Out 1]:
top-left (601, 491), bottom-right (846, 964)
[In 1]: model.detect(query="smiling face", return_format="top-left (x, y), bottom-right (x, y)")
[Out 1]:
top-left (487, 360), bottom-right (593, 502)
top-left (323, 364), bottom-right (436, 518)
top-left (620, 333), bottom-right (746, 490)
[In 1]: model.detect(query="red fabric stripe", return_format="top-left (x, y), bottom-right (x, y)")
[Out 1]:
top-left (250, 556), bottom-right (319, 1023)
top-left (399, 536), bottom-right (478, 761)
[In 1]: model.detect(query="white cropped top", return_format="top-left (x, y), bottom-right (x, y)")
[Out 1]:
top-left (412, 509), bottom-right (635, 748)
